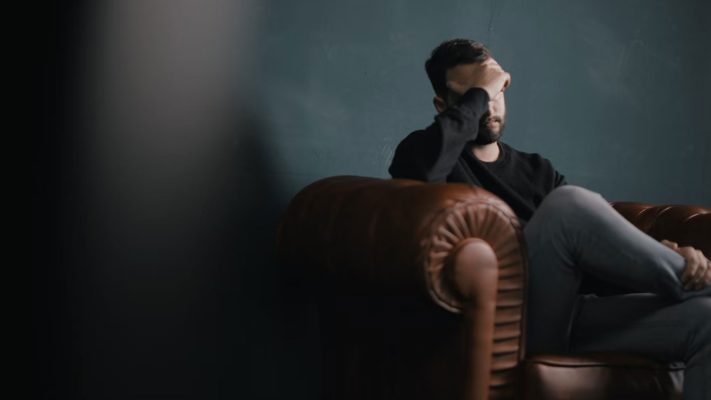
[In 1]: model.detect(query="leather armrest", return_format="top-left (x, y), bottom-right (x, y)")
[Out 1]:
top-left (277, 176), bottom-right (528, 398)
top-left (612, 202), bottom-right (711, 256)
top-left (276, 175), bottom-right (527, 313)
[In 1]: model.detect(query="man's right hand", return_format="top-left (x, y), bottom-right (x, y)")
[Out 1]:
top-left (445, 58), bottom-right (511, 100)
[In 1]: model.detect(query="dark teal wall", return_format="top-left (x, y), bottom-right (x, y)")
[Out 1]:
top-left (35, 1), bottom-right (710, 399)
top-left (256, 0), bottom-right (710, 204)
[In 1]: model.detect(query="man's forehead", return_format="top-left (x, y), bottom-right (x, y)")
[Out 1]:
top-left (445, 62), bottom-right (483, 79)
top-left (446, 57), bottom-right (496, 75)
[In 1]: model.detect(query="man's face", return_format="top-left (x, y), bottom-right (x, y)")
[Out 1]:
top-left (439, 62), bottom-right (508, 144)
top-left (474, 90), bottom-right (506, 145)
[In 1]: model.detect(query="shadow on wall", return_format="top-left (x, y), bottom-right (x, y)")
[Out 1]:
top-left (209, 105), bottom-right (322, 399)
top-left (33, 3), bottom-right (321, 398)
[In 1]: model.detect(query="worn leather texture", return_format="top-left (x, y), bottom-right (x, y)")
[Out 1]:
top-left (523, 354), bottom-right (684, 400)
top-left (277, 176), bottom-right (710, 399)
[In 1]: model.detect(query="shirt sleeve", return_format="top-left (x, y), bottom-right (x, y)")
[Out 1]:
top-left (388, 88), bottom-right (490, 182)
top-left (538, 156), bottom-right (567, 197)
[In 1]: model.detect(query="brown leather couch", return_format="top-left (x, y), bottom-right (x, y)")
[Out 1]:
top-left (277, 176), bottom-right (710, 400)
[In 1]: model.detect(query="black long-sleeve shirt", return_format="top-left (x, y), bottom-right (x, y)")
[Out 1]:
top-left (389, 87), bottom-right (566, 223)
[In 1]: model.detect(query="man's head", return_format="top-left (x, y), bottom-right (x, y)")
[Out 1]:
top-left (425, 39), bottom-right (507, 145)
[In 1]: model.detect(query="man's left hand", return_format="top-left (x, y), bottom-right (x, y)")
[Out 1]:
top-left (661, 239), bottom-right (711, 291)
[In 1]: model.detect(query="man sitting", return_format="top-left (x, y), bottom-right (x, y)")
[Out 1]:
top-left (389, 38), bottom-right (710, 400)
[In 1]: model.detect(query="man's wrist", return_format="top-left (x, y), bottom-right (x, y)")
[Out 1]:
top-left (455, 87), bottom-right (490, 116)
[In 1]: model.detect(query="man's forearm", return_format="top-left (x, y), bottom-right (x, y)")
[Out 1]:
top-left (389, 88), bottom-right (489, 182)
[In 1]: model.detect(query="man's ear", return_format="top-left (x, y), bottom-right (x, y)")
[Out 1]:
top-left (433, 95), bottom-right (447, 114)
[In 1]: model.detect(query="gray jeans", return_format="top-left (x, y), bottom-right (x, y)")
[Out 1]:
top-left (523, 185), bottom-right (711, 400)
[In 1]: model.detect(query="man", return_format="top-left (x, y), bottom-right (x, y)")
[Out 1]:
top-left (389, 39), bottom-right (711, 399)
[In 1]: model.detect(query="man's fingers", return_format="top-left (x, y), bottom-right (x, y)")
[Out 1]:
top-left (696, 257), bottom-right (711, 288)
top-left (693, 262), bottom-right (707, 290)
top-left (660, 239), bottom-right (679, 250)
top-left (661, 241), bottom-right (710, 290)
top-left (680, 247), bottom-right (707, 290)
top-left (683, 265), bottom-right (699, 290)
top-left (680, 247), bottom-right (698, 286)
top-left (680, 247), bottom-right (693, 283)
top-left (697, 254), bottom-right (711, 289)
top-left (483, 58), bottom-right (500, 67)
top-left (682, 264), bottom-right (697, 287)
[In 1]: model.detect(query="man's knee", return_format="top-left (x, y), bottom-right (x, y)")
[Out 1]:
top-left (545, 185), bottom-right (601, 206)
top-left (536, 185), bottom-right (605, 222)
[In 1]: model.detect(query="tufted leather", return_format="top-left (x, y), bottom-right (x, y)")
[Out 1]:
top-left (277, 176), bottom-right (710, 399)
top-left (278, 176), bottom-right (526, 309)
top-left (612, 202), bottom-right (711, 256)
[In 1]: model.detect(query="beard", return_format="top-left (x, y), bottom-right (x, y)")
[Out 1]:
top-left (473, 112), bottom-right (505, 145)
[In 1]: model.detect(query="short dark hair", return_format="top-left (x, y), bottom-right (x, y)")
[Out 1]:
top-left (425, 39), bottom-right (490, 97)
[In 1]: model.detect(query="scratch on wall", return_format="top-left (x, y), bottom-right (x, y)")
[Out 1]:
top-left (487, 0), bottom-right (497, 46)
